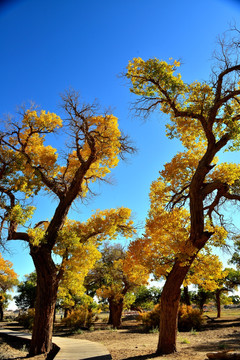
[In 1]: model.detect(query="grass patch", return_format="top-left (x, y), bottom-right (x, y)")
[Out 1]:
top-left (149, 327), bottom-right (158, 334)
top-left (190, 329), bottom-right (198, 335)
top-left (180, 338), bottom-right (190, 344)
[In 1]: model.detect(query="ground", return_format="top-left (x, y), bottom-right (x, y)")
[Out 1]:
top-left (68, 316), bottom-right (240, 360)
top-left (0, 334), bottom-right (28, 359)
top-left (0, 314), bottom-right (240, 360)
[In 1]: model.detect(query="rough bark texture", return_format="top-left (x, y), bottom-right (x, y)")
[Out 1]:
top-left (29, 247), bottom-right (59, 356)
top-left (108, 297), bottom-right (124, 329)
top-left (157, 260), bottom-right (196, 354)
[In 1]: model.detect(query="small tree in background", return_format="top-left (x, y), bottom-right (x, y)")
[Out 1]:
top-left (14, 272), bottom-right (37, 310)
top-left (85, 242), bottom-right (148, 328)
top-left (0, 254), bottom-right (18, 320)
top-left (132, 285), bottom-right (162, 311)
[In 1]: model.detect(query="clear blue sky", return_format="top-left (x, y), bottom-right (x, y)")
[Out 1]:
top-left (1, 0), bottom-right (240, 285)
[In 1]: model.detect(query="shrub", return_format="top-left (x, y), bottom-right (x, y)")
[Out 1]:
top-left (178, 304), bottom-right (204, 332)
top-left (61, 306), bottom-right (97, 330)
top-left (140, 303), bottom-right (204, 332)
top-left (17, 308), bottom-right (35, 329)
top-left (139, 303), bottom-right (161, 330)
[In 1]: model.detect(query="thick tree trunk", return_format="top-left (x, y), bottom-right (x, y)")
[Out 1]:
top-left (108, 297), bottom-right (124, 329)
top-left (29, 247), bottom-right (59, 356)
top-left (216, 290), bottom-right (221, 318)
top-left (157, 259), bottom-right (196, 355)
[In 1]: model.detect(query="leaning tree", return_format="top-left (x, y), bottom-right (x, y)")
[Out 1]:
top-left (0, 90), bottom-right (135, 356)
top-left (125, 31), bottom-right (240, 354)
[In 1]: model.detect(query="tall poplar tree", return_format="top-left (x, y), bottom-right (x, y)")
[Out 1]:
top-left (0, 90), bottom-right (135, 356)
top-left (125, 32), bottom-right (240, 354)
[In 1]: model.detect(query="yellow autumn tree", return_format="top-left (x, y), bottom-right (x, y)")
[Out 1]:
top-left (0, 90), bottom-right (135, 356)
top-left (0, 253), bottom-right (18, 320)
top-left (125, 32), bottom-right (240, 355)
top-left (55, 208), bottom-right (134, 316)
top-left (85, 242), bottom-right (148, 328)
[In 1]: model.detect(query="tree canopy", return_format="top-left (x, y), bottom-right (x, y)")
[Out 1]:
top-left (0, 90), bottom-right (135, 356)
top-left (125, 32), bottom-right (240, 355)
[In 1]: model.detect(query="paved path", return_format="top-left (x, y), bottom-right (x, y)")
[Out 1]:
top-left (0, 328), bottom-right (112, 360)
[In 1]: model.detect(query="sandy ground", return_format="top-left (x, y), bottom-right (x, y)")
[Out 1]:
top-left (69, 317), bottom-right (240, 360)
top-left (0, 335), bottom-right (28, 359)
top-left (0, 316), bottom-right (240, 359)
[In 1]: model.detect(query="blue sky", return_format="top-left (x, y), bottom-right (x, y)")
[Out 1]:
top-left (1, 0), bottom-right (240, 289)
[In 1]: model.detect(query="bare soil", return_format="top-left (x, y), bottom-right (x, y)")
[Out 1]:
top-left (0, 334), bottom-right (28, 359)
top-left (68, 316), bottom-right (240, 360)
top-left (0, 316), bottom-right (240, 360)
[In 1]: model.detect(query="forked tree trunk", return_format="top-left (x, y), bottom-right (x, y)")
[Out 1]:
top-left (29, 247), bottom-right (59, 356)
top-left (108, 297), bottom-right (124, 329)
top-left (157, 259), bottom-right (196, 355)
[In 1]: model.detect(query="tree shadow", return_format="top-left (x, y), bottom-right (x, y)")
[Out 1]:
top-left (203, 317), bottom-right (240, 330)
top-left (184, 327), bottom-right (240, 353)
top-left (112, 353), bottom-right (159, 360)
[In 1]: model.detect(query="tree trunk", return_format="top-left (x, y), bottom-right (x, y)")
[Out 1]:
top-left (157, 259), bottom-right (196, 355)
top-left (198, 289), bottom-right (208, 313)
top-left (108, 303), bottom-right (113, 325)
top-left (64, 308), bottom-right (72, 319)
top-left (0, 302), bottom-right (3, 321)
top-left (108, 297), bottom-right (124, 329)
top-left (216, 290), bottom-right (221, 318)
top-left (183, 286), bottom-right (191, 306)
top-left (29, 247), bottom-right (59, 356)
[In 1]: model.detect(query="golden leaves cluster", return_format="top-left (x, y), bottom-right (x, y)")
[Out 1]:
top-left (4, 108), bottom-right (123, 200)
top-left (126, 57), bottom-right (240, 150)
top-left (54, 207), bottom-right (134, 300)
top-left (0, 253), bottom-right (18, 292)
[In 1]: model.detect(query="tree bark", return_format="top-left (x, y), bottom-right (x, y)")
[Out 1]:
top-left (0, 303), bottom-right (3, 321)
top-left (29, 247), bottom-right (59, 356)
top-left (108, 297), bottom-right (124, 329)
top-left (216, 290), bottom-right (221, 318)
top-left (108, 303), bottom-right (113, 325)
top-left (183, 286), bottom-right (191, 306)
top-left (157, 259), bottom-right (196, 355)
top-left (64, 308), bottom-right (72, 319)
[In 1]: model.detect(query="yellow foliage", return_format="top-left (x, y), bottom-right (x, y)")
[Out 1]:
top-left (55, 207), bottom-right (134, 304)
top-left (5, 109), bottom-right (123, 200)
top-left (184, 252), bottom-right (227, 291)
top-left (209, 162), bottom-right (240, 185)
top-left (0, 254), bottom-right (18, 291)
top-left (57, 114), bottom-right (121, 197)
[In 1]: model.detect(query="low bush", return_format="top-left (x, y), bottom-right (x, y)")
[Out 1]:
top-left (139, 303), bottom-right (161, 330)
top-left (178, 304), bottom-right (204, 331)
top-left (17, 308), bottom-right (35, 329)
top-left (140, 303), bottom-right (204, 332)
top-left (61, 306), bottom-right (97, 330)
